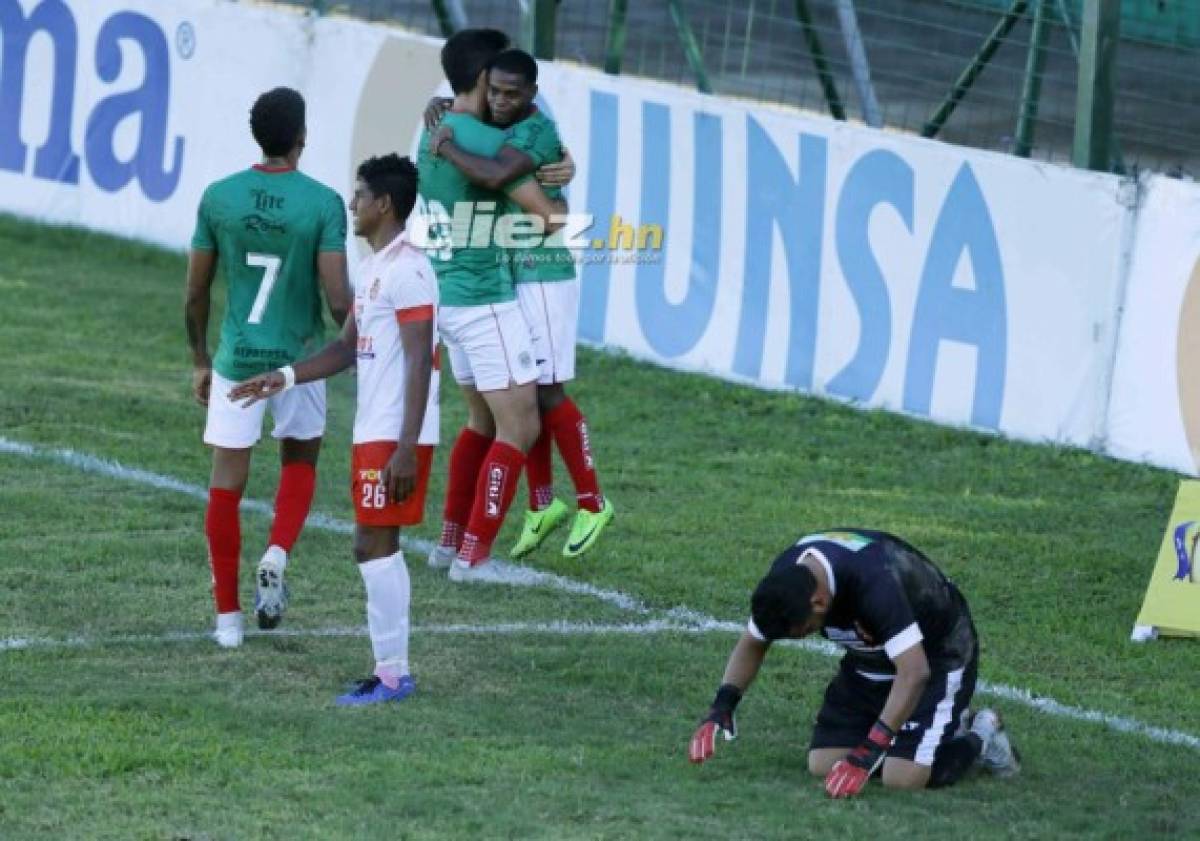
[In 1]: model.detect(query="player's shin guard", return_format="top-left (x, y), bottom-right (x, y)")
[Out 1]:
top-left (928, 733), bottom-right (983, 788)
top-left (205, 487), bottom-right (242, 613)
top-left (440, 428), bottom-right (494, 550)
top-left (358, 551), bottom-right (411, 684)
top-left (546, 398), bottom-right (602, 513)
top-left (526, 426), bottom-right (555, 511)
top-left (268, 461), bottom-right (316, 553)
top-left (460, 442), bottom-right (525, 564)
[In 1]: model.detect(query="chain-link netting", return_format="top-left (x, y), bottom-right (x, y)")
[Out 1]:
top-left (275, 0), bottom-right (1200, 175)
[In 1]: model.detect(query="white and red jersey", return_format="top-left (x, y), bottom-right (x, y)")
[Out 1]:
top-left (352, 230), bottom-right (439, 446)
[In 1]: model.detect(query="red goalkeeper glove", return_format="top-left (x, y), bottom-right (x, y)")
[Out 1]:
top-left (825, 720), bottom-right (896, 798)
top-left (688, 684), bottom-right (741, 764)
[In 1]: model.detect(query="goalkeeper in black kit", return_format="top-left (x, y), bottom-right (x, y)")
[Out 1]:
top-left (688, 529), bottom-right (1020, 796)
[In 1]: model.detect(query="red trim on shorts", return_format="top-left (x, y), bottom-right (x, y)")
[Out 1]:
top-left (396, 304), bottom-right (434, 324)
top-left (489, 305), bottom-right (515, 384)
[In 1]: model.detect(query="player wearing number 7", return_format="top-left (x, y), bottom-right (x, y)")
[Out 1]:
top-left (231, 154), bottom-right (437, 704)
top-left (688, 529), bottom-right (1020, 795)
top-left (185, 87), bottom-right (352, 648)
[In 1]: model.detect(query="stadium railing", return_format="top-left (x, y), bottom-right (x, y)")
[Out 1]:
top-left (284, 0), bottom-right (1200, 177)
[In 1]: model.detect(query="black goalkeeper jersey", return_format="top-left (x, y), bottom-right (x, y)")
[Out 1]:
top-left (748, 529), bottom-right (977, 679)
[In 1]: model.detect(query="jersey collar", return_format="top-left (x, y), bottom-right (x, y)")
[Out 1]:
top-left (252, 163), bottom-right (295, 173)
top-left (378, 228), bottom-right (410, 259)
top-left (799, 547), bottom-right (837, 597)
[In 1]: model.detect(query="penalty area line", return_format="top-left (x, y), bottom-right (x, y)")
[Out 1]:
top-left (2, 436), bottom-right (1199, 753)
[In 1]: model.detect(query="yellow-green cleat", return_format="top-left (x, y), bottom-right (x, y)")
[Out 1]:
top-left (509, 498), bottom-right (570, 559)
top-left (563, 498), bottom-right (615, 558)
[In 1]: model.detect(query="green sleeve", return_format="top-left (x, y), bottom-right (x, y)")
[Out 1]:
top-left (190, 189), bottom-right (216, 251)
top-left (503, 118), bottom-right (557, 168)
top-left (318, 188), bottom-right (347, 252)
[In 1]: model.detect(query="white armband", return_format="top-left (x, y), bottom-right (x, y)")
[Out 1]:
top-left (279, 365), bottom-right (296, 392)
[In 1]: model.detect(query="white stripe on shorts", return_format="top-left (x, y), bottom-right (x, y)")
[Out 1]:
top-left (914, 666), bottom-right (964, 766)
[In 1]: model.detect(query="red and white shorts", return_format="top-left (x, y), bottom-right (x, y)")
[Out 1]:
top-left (351, 441), bottom-right (435, 527)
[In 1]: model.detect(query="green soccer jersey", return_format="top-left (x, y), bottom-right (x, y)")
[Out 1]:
top-left (417, 112), bottom-right (518, 307)
top-left (191, 166), bottom-right (346, 381)
top-left (503, 109), bottom-right (576, 283)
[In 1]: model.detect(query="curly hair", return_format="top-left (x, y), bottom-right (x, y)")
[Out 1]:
top-left (356, 154), bottom-right (419, 224)
top-left (249, 87), bottom-right (306, 158)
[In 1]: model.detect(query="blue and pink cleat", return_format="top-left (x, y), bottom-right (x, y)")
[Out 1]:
top-left (335, 674), bottom-right (416, 706)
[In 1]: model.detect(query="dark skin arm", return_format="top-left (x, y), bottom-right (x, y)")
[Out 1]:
top-left (382, 317), bottom-right (434, 503)
top-left (432, 125), bottom-right (568, 231)
top-left (227, 316), bottom-right (357, 406)
top-left (876, 644), bottom-right (932, 732)
top-left (719, 632), bottom-right (771, 692)
top-left (184, 248), bottom-right (218, 406)
top-left (436, 139), bottom-right (539, 193)
top-left (317, 251), bottom-right (352, 327)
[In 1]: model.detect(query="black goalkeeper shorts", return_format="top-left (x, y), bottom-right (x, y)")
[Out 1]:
top-left (809, 655), bottom-right (978, 766)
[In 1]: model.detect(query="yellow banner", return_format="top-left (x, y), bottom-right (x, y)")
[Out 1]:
top-left (1135, 481), bottom-right (1200, 637)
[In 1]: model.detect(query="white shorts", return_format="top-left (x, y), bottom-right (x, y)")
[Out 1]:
top-left (203, 370), bottom-right (326, 449)
top-left (517, 279), bottom-right (580, 384)
top-left (439, 301), bottom-right (539, 392)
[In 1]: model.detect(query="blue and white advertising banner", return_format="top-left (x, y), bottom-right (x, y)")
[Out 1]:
top-left (0, 0), bottom-right (389, 248)
top-left (4, 0), bottom-right (1176, 466)
top-left (534, 66), bottom-right (1128, 447)
top-left (1107, 175), bottom-right (1200, 474)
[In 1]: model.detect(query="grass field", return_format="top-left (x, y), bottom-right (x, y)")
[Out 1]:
top-left (2, 214), bottom-right (1199, 840)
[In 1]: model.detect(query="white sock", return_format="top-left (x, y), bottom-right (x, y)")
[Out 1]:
top-left (358, 551), bottom-right (410, 681)
top-left (263, 544), bottom-right (288, 570)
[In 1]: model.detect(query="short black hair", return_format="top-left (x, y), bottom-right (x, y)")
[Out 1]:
top-left (489, 49), bottom-right (538, 85)
top-left (750, 563), bottom-right (818, 641)
top-left (441, 28), bottom-right (510, 94)
top-left (250, 87), bottom-right (306, 157)
top-left (356, 154), bottom-right (418, 224)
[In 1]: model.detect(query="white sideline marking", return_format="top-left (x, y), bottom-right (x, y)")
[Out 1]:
top-left (0, 619), bottom-right (706, 653)
top-left (2, 436), bottom-right (1199, 753)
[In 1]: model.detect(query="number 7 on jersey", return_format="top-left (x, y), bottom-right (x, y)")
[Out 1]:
top-left (245, 253), bottom-right (282, 324)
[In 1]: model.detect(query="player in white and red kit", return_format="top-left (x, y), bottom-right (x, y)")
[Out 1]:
top-left (232, 154), bottom-right (437, 704)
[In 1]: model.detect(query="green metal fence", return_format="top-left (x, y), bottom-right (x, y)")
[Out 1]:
top-left (288, 0), bottom-right (1200, 176)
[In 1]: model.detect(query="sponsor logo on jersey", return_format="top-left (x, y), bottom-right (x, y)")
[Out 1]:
top-left (359, 468), bottom-right (381, 482)
top-left (799, 531), bottom-right (872, 552)
top-left (369, 278), bottom-right (381, 300)
top-left (242, 214), bottom-right (286, 235)
top-left (356, 335), bottom-right (375, 360)
top-left (485, 463), bottom-right (508, 518)
top-left (824, 626), bottom-right (883, 652)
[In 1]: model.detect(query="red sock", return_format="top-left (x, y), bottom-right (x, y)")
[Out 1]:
top-left (205, 487), bottom-right (242, 613)
top-left (268, 461), bottom-right (316, 552)
top-left (441, 427), bottom-right (494, 549)
top-left (526, 426), bottom-right (555, 511)
top-left (460, 441), bottom-right (526, 564)
top-left (547, 398), bottom-right (603, 513)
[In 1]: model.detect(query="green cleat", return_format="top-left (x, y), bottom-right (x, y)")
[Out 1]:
top-left (508, 498), bottom-right (570, 559)
top-left (563, 498), bottom-right (615, 558)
